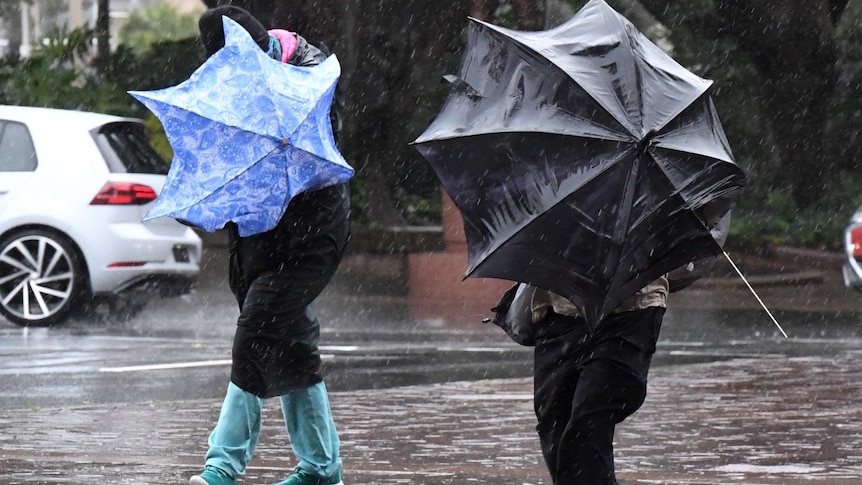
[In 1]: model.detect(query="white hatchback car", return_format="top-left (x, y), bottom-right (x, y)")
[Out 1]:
top-left (0, 106), bottom-right (201, 326)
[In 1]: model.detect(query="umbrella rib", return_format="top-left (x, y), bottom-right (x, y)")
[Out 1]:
top-left (167, 139), bottom-right (346, 215)
top-left (165, 143), bottom-right (287, 214)
top-left (649, 91), bottom-right (717, 144)
top-left (645, 150), bottom-right (743, 213)
top-left (147, 102), bottom-right (277, 143)
top-left (468, 147), bottom-right (636, 276)
top-left (167, 72), bottom-right (332, 140)
top-left (416, 127), bottom-right (631, 145)
top-left (471, 14), bottom-right (713, 141)
top-left (471, 17), bottom-right (640, 138)
top-left (264, 58), bottom-right (339, 141)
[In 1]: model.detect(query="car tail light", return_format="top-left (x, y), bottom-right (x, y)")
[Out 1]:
top-left (108, 262), bottom-right (147, 268)
top-left (850, 225), bottom-right (862, 258)
top-left (90, 182), bottom-right (157, 205)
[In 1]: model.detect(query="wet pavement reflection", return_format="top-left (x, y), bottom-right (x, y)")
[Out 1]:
top-left (2, 247), bottom-right (862, 483)
top-left (1, 355), bottom-right (861, 483)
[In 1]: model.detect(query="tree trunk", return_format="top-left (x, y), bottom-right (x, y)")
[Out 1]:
top-left (96, 0), bottom-right (110, 58)
top-left (202, 0), bottom-right (471, 227)
top-left (342, 0), bottom-right (469, 226)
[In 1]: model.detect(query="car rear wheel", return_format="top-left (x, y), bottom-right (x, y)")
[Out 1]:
top-left (0, 229), bottom-right (89, 327)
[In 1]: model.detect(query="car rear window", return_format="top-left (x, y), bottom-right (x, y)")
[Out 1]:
top-left (0, 120), bottom-right (38, 172)
top-left (92, 121), bottom-right (169, 175)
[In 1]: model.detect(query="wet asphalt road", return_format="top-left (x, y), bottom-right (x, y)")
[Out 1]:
top-left (2, 247), bottom-right (862, 483)
top-left (3, 240), bottom-right (858, 409)
top-left (0, 280), bottom-right (538, 408)
top-left (2, 279), bottom-right (862, 410)
top-left (1, 351), bottom-right (861, 484)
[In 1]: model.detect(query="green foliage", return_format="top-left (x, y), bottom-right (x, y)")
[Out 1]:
top-left (728, 214), bottom-right (790, 250)
top-left (399, 192), bottom-right (443, 225)
top-left (831, 0), bottom-right (862, 174)
top-left (730, 207), bottom-right (849, 253)
top-left (0, 24), bottom-right (202, 113)
top-left (118, 4), bottom-right (201, 54)
top-left (0, 27), bottom-right (129, 113)
top-left (492, 2), bottom-right (525, 29)
top-left (99, 38), bottom-right (203, 94)
top-left (348, 178), bottom-right (370, 226)
top-left (729, 171), bottom-right (862, 251)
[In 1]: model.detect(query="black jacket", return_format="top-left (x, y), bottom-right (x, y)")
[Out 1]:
top-left (228, 33), bottom-right (348, 306)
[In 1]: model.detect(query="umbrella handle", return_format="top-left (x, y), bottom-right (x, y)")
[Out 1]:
top-left (722, 251), bottom-right (789, 339)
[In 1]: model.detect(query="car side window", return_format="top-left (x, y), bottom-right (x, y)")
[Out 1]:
top-left (0, 120), bottom-right (38, 172)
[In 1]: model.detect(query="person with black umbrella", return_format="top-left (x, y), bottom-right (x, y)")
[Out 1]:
top-left (492, 247), bottom-right (726, 484)
top-left (414, 0), bottom-right (743, 482)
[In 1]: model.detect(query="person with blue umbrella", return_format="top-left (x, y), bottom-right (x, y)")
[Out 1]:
top-left (133, 6), bottom-right (350, 485)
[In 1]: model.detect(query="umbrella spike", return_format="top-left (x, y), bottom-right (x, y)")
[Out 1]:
top-left (722, 250), bottom-right (789, 339)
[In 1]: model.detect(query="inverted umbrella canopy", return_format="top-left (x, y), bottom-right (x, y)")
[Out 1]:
top-left (130, 16), bottom-right (354, 237)
top-left (413, 0), bottom-right (745, 329)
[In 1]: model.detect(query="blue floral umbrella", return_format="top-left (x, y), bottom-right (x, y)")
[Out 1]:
top-left (129, 16), bottom-right (354, 237)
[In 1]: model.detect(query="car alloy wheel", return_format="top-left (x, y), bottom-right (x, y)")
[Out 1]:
top-left (0, 229), bottom-right (88, 326)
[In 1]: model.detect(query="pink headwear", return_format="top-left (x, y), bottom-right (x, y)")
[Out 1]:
top-left (268, 29), bottom-right (298, 63)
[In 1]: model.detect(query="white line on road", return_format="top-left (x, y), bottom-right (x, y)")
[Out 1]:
top-left (436, 346), bottom-right (516, 352)
top-left (99, 353), bottom-right (338, 373)
top-left (99, 359), bottom-right (232, 373)
top-left (96, 344), bottom-right (515, 373)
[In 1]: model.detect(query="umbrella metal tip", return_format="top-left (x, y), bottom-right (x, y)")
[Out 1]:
top-left (281, 138), bottom-right (289, 146)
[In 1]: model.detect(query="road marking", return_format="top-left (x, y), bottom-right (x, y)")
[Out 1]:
top-left (96, 345), bottom-right (524, 373)
top-left (443, 393), bottom-right (533, 401)
top-left (99, 354), bottom-right (337, 373)
top-left (99, 359), bottom-right (232, 372)
top-left (436, 346), bottom-right (517, 352)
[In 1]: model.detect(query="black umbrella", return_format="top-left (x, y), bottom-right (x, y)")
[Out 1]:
top-left (413, 0), bottom-right (746, 330)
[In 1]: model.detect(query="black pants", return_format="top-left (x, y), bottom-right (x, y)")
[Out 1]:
top-left (533, 307), bottom-right (665, 484)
